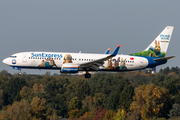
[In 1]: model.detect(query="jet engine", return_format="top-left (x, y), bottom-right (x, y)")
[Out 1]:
top-left (61, 63), bottom-right (79, 73)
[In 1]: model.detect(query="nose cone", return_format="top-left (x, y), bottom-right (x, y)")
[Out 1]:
top-left (2, 58), bottom-right (9, 65)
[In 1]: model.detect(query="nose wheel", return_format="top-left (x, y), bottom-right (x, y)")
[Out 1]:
top-left (18, 69), bottom-right (22, 75)
top-left (85, 72), bottom-right (91, 78)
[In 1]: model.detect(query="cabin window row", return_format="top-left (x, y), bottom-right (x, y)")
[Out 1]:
top-left (108, 60), bottom-right (134, 63)
top-left (29, 57), bottom-right (61, 60)
top-left (79, 59), bottom-right (95, 61)
top-left (29, 57), bottom-right (96, 61)
top-left (10, 56), bottom-right (17, 58)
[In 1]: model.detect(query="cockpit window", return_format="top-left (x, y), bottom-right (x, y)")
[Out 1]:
top-left (10, 56), bottom-right (17, 58)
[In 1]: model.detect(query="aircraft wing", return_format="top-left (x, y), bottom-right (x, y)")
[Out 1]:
top-left (79, 45), bottom-right (120, 70)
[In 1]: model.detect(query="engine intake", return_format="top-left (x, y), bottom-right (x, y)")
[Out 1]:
top-left (61, 63), bottom-right (79, 73)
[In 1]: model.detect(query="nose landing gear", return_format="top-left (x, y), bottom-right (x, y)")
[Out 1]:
top-left (13, 67), bottom-right (21, 75)
top-left (18, 69), bottom-right (22, 75)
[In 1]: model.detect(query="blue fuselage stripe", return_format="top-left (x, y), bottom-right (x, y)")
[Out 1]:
top-left (143, 56), bottom-right (167, 68)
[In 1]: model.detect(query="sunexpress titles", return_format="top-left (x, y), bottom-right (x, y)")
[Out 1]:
top-left (31, 53), bottom-right (63, 58)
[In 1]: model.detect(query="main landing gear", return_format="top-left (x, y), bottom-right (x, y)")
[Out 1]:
top-left (85, 72), bottom-right (91, 78)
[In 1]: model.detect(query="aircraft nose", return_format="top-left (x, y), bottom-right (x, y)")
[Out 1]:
top-left (2, 58), bottom-right (9, 65)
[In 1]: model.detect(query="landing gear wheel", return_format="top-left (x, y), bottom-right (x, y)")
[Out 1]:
top-left (85, 73), bottom-right (91, 78)
top-left (18, 69), bottom-right (22, 75)
top-left (18, 71), bottom-right (22, 75)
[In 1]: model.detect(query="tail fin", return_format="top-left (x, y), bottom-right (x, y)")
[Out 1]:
top-left (130, 26), bottom-right (174, 58)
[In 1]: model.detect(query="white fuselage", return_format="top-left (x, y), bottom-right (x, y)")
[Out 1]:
top-left (3, 51), bottom-right (149, 71)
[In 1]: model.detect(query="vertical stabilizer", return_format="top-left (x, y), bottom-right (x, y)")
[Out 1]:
top-left (130, 26), bottom-right (174, 58)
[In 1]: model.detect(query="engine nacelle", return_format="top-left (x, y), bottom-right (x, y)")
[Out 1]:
top-left (61, 63), bottom-right (79, 73)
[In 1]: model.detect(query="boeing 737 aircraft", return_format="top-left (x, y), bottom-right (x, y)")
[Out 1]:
top-left (3, 26), bottom-right (175, 78)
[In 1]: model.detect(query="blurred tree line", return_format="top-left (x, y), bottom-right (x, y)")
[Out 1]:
top-left (0, 67), bottom-right (179, 119)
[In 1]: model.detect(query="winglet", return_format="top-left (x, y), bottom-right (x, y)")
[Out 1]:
top-left (104, 48), bottom-right (111, 54)
top-left (111, 44), bottom-right (121, 56)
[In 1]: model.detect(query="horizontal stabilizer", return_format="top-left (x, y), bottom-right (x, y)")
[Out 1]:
top-left (153, 56), bottom-right (175, 61)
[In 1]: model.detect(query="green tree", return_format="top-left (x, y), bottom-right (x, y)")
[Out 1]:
top-left (151, 74), bottom-right (165, 87)
top-left (0, 70), bottom-right (11, 76)
top-left (68, 96), bottom-right (81, 110)
top-left (13, 92), bottom-right (22, 102)
top-left (130, 84), bottom-right (171, 119)
top-left (3, 77), bottom-right (27, 105)
top-left (82, 95), bottom-right (94, 111)
top-left (88, 73), bottom-right (130, 96)
top-left (31, 96), bottom-right (58, 119)
top-left (162, 67), bottom-right (170, 75)
top-left (106, 92), bottom-right (119, 110)
top-left (65, 78), bottom-right (91, 101)
top-left (0, 88), bottom-right (3, 109)
top-left (93, 93), bottom-right (107, 108)
top-left (45, 71), bottom-right (51, 76)
top-left (91, 106), bottom-right (106, 120)
top-left (103, 110), bottom-right (116, 120)
top-left (175, 92), bottom-right (180, 104)
top-left (118, 85), bottom-right (134, 111)
top-left (168, 104), bottom-right (180, 118)
top-left (68, 108), bottom-right (80, 119)
top-left (20, 86), bottom-right (32, 100)
top-left (1, 99), bottom-right (32, 120)
top-left (106, 84), bottom-right (124, 110)
top-left (114, 109), bottom-right (127, 120)
top-left (166, 81), bottom-right (177, 95)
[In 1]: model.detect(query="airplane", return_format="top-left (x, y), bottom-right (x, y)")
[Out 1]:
top-left (3, 26), bottom-right (175, 78)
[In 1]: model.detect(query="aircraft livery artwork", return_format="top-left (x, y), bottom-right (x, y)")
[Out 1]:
top-left (105, 58), bottom-right (127, 70)
top-left (130, 40), bottom-right (164, 57)
top-left (38, 58), bottom-right (57, 68)
top-left (63, 54), bottom-right (73, 64)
